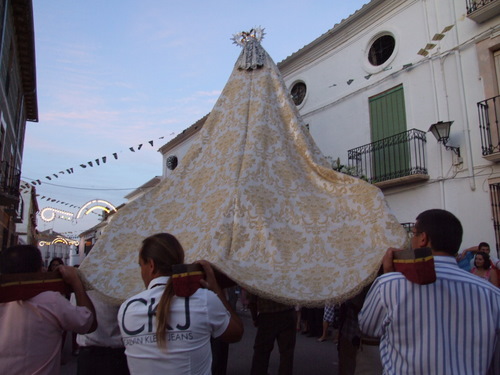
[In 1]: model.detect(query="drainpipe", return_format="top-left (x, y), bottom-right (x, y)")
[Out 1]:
top-left (451, 0), bottom-right (476, 191)
top-left (424, 0), bottom-right (447, 208)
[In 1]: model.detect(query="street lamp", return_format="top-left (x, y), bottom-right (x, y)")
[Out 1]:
top-left (428, 121), bottom-right (460, 157)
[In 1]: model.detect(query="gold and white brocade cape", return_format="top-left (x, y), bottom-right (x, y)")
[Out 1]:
top-left (79, 35), bottom-right (406, 307)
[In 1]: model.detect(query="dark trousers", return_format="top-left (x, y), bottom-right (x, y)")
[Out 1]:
top-left (211, 336), bottom-right (229, 375)
top-left (338, 334), bottom-right (358, 375)
top-left (308, 307), bottom-right (324, 337)
top-left (77, 346), bottom-right (130, 375)
top-left (250, 309), bottom-right (296, 375)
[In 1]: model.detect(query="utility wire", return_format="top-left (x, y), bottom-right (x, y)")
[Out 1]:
top-left (21, 176), bottom-right (138, 191)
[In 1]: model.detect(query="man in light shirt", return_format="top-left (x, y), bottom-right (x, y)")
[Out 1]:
top-left (359, 209), bottom-right (500, 375)
top-left (0, 245), bottom-right (97, 375)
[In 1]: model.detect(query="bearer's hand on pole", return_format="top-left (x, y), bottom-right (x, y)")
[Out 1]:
top-left (197, 260), bottom-right (222, 295)
top-left (382, 248), bottom-right (401, 273)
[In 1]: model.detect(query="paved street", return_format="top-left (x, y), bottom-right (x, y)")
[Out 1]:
top-left (61, 305), bottom-right (339, 375)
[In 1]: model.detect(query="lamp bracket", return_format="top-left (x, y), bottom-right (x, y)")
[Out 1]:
top-left (442, 139), bottom-right (460, 157)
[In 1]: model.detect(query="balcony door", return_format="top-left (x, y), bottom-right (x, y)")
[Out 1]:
top-left (369, 85), bottom-right (408, 181)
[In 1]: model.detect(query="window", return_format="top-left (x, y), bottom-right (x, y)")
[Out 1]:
top-left (84, 239), bottom-right (93, 255)
top-left (368, 35), bottom-right (396, 66)
top-left (166, 155), bottom-right (178, 170)
top-left (291, 81), bottom-right (307, 106)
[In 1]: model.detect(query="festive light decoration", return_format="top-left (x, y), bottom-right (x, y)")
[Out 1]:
top-left (40, 207), bottom-right (75, 222)
top-left (39, 199), bottom-right (116, 224)
top-left (39, 236), bottom-right (79, 247)
top-left (85, 205), bottom-right (111, 215)
top-left (76, 199), bottom-right (117, 219)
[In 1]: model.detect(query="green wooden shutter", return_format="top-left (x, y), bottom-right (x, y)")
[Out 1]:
top-left (369, 85), bottom-right (407, 181)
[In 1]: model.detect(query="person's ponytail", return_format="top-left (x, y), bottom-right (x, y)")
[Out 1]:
top-left (139, 233), bottom-right (184, 349)
top-left (156, 278), bottom-right (175, 348)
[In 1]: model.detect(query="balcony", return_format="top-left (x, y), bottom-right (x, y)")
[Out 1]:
top-left (478, 95), bottom-right (500, 162)
top-left (466, 0), bottom-right (500, 23)
top-left (0, 161), bottom-right (21, 206)
top-left (348, 129), bottom-right (429, 189)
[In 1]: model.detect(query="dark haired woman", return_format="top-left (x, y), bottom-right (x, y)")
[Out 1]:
top-left (118, 233), bottom-right (243, 374)
top-left (48, 257), bottom-right (64, 272)
top-left (471, 251), bottom-right (498, 287)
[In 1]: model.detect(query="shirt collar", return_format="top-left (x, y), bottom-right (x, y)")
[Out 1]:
top-left (147, 276), bottom-right (169, 290)
top-left (433, 255), bottom-right (458, 266)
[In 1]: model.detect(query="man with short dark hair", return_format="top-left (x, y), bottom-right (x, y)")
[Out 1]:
top-left (0, 245), bottom-right (97, 375)
top-left (359, 209), bottom-right (500, 374)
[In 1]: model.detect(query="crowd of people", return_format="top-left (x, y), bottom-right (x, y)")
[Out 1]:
top-left (0, 209), bottom-right (499, 374)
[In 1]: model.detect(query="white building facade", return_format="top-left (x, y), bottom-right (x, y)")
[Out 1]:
top-left (15, 180), bottom-right (38, 245)
top-left (277, 0), bottom-right (500, 255)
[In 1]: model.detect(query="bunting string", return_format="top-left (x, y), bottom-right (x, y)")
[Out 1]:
top-left (27, 134), bottom-right (172, 187)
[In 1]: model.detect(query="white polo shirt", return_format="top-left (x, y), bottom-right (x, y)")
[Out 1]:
top-left (118, 276), bottom-right (230, 375)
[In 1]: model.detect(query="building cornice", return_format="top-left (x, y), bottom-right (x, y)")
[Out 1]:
top-left (277, 0), bottom-right (414, 76)
top-left (158, 114), bottom-right (209, 155)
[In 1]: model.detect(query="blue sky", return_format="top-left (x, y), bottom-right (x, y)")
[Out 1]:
top-left (24, 0), bottom-right (368, 236)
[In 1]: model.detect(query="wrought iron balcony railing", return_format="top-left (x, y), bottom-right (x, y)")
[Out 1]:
top-left (0, 161), bottom-right (21, 205)
top-left (478, 95), bottom-right (500, 159)
top-left (347, 128), bottom-right (428, 186)
top-left (466, 0), bottom-right (500, 23)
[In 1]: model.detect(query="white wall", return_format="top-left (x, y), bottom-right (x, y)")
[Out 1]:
top-left (279, 0), bottom-right (500, 254)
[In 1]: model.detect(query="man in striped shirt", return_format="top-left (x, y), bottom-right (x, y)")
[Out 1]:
top-left (359, 209), bottom-right (500, 374)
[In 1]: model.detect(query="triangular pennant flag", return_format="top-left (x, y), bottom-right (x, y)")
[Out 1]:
top-left (95, 159), bottom-right (100, 166)
top-left (148, 140), bottom-right (154, 147)
top-left (88, 161), bottom-right (93, 167)
top-left (67, 168), bottom-right (73, 174)
top-left (31, 181), bottom-right (37, 185)
top-left (129, 147), bottom-right (135, 152)
top-left (45, 176), bottom-right (52, 181)
top-left (102, 156), bottom-right (107, 163)
top-left (53, 174), bottom-right (58, 178)
top-left (59, 171), bottom-right (65, 175)
top-left (113, 153), bottom-right (118, 160)
top-left (37, 180), bottom-right (41, 185)
top-left (138, 144), bottom-right (143, 150)
top-left (80, 164), bottom-right (87, 168)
